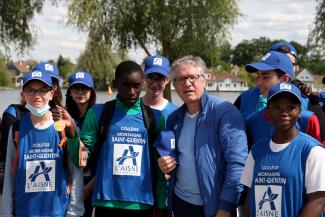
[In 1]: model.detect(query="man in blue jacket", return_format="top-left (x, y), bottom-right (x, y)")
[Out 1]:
top-left (157, 56), bottom-right (248, 217)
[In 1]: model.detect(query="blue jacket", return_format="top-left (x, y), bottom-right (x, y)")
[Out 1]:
top-left (166, 92), bottom-right (248, 217)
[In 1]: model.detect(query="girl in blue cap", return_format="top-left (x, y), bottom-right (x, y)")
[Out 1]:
top-left (66, 71), bottom-right (96, 129)
top-left (66, 70), bottom-right (97, 217)
top-left (0, 70), bottom-right (84, 217)
top-left (241, 82), bottom-right (325, 217)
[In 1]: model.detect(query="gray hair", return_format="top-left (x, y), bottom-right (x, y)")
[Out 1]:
top-left (170, 55), bottom-right (207, 79)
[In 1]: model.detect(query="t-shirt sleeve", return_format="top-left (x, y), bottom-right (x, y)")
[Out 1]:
top-left (306, 114), bottom-right (321, 142)
top-left (240, 151), bottom-right (255, 188)
top-left (305, 146), bottom-right (325, 194)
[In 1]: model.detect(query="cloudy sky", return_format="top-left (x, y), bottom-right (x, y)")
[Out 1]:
top-left (11, 0), bottom-right (318, 63)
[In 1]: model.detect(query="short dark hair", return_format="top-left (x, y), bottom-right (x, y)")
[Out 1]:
top-left (115, 61), bottom-right (143, 80)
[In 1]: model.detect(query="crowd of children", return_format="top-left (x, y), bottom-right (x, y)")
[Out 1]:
top-left (0, 43), bottom-right (324, 217)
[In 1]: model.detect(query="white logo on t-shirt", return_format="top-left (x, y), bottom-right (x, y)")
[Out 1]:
top-left (255, 185), bottom-right (282, 217)
top-left (25, 160), bottom-right (56, 192)
top-left (113, 144), bottom-right (143, 176)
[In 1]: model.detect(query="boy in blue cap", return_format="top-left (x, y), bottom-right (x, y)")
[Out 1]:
top-left (245, 51), bottom-right (321, 146)
top-left (54, 60), bottom-right (166, 217)
top-left (234, 51), bottom-right (293, 120)
top-left (142, 55), bottom-right (177, 122)
top-left (241, 82), bottom-right (325, 217)
top-left (33, 61), bottom-right (63, 107)
top-left (0, 70), bottom-right (84, 217)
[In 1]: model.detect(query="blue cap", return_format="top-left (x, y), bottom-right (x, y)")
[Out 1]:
top-left (245, 51), bottom-right (294, 79)
top-left (268, 82), bottom-right (302, 103)
top-left (33, 62), bottom-right (62, 80)
top-left (153, 131), bottom-right (178, 162)
top-left (269, 41), bottom-right (298, 60)
top-left (68, 71), bottom-right (94, 88)
top-left (23, 70), bottom-right (52, 88)
top-left (144, 55), bottom-right (170, 77)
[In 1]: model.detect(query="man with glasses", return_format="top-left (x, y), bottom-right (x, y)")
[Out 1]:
top-left (157, 55), bottom-right (248, 217)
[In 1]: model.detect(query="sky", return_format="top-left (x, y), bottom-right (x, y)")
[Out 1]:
top-left (11, 0), bottom-right (318, 64)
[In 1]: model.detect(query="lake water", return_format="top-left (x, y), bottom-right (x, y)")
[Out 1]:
top-left (0, 89), bottom-right (241, 115)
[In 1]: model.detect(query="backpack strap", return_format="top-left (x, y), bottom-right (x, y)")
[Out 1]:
top-left (86, 100), bottom-right (116, 175)
top-left (11, 121), bottom-right (20, 174)
top-left (97, 100), bottom-right (116, 152)
top-left (11, 104), bottom-right (27, 120)
top-left (140, 102), bottom-right (156, 145)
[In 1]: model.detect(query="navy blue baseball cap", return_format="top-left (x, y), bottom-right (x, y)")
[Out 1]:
top-left (268, 82), bottom-right (302, 103)
top-left (33, 62), bottom-right (62, 80)
top-left (68, 71), bottom-right (94, 89)
top-left (269, 41), bottom-right (298, 60)
top-left (245, 51), bottom-right (294, 79)
top-left (153, 131), bottom-right (178, 162)
top-left (144, 55), bottom-right (170, 77)
top-left (23, 69), bottom-right (52, 88)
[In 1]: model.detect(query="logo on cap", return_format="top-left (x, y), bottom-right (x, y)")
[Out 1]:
top-left (153, 58), bottom-right (163, 66)
top-left (76, 72), bottom-right (85, 79)
top-left (261, 53), bottom-right (271, 61)
top-left (45, 64), bottom-right (54, 71)
top-left (32, 71), bottom-right (42, 77)
top-left (279, 83), bottom-right (291, 90)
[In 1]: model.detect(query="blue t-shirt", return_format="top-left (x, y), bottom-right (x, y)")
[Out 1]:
top-left (174, 112), bottom-right (203, 206)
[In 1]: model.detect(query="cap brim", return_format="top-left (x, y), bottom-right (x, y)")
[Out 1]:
top-left (69, 81), bottom-right (94, 89)
top-left (23, 78), bottom-right (52, 88)
top-left (245, 63), bottom-right (276, 73)
top-left (144, 67), bottom-right (169, 77)
top-left (49, 72), bottom-right (62, 80)
top-left (268, 90), bottom-right (301, 103)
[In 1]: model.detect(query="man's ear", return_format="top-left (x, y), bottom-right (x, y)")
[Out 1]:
top-left (281, 74), bottom-right (290, 82)
top-left (264, 109), bottom-right (271, 122)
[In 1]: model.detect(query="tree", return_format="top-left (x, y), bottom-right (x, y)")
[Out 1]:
top-left (68, 0), bottom-right (240, 99)
top-left (57, 55), bottom-right (75, 82)
top-left (308, 0), bottom-right (325, 52)
top-left (0, 0), bottom-right (56, 53)
top-left (232, 37), bottom-right (273, 66)
top-left (0, 54), bottom-right (12, 87)
top-left (76, 34), bottom-right (126, 90)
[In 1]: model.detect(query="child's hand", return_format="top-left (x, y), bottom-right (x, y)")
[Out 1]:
top-left (52, 105), bottom-right (74, 128)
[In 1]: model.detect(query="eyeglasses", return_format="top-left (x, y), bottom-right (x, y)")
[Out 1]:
top-left (268, 105), bottom-right (299, 114)
top-left (146, 75), bottom-right (167, 85)
top-left (70, 86), bottom-right (91, 94)
top-left (173, 74), bottom-right (202, 85)
top-left (23, 87), bottom-right (52, 96)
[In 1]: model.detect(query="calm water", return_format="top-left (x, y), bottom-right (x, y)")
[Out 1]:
top-left (0, 89), bottom-right (240, 115)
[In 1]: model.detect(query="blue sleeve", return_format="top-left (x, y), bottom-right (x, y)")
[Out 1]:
top-left (0, 127), bottom-right (15, 217)
top-left (3, 106), bottom-right (17, 118)
top-left (217, 103), bottom-right (248, 212)
top-left (320, 92), bottom-right (325, 102)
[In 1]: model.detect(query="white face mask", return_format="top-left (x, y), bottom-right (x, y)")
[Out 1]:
top-left (25, 103), bottom-right (51, 117)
